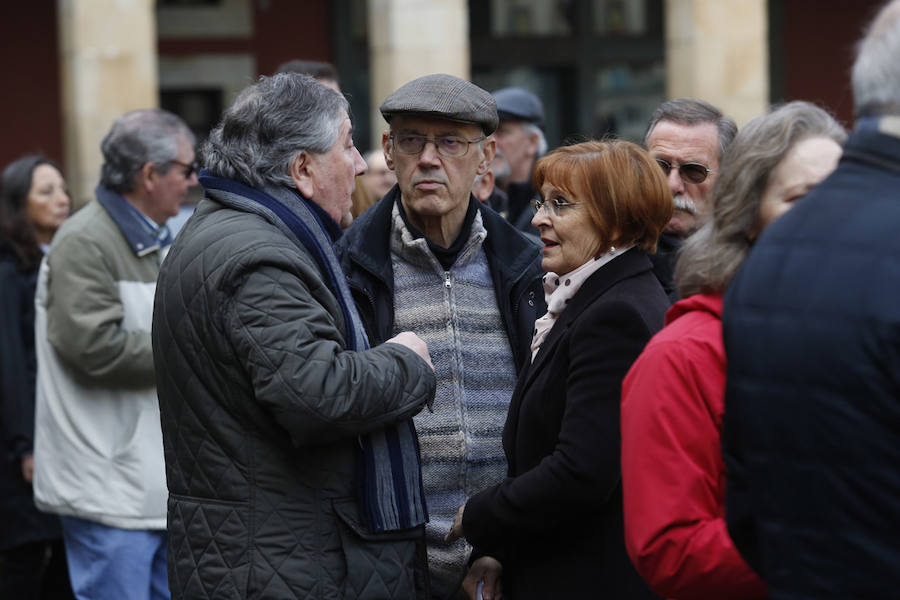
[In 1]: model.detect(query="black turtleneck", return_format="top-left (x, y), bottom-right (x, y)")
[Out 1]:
top-left (397, 195), bottom-right (479, 271)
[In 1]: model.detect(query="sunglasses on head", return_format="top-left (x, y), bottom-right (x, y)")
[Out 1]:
top-left (654, 158), bottom-right (713, 185)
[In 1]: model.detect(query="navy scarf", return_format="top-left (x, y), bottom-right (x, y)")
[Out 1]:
top-left (199, 172), bottom-right (428, 532)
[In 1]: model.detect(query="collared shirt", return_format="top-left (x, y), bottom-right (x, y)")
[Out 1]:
top-left (121, 200), bottom-right (172, 247)
top-left (94, 185), bottom-right (171, 258)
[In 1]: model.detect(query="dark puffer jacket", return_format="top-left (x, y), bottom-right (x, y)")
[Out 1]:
top-left (723, 120), bottom-right (900, 598)
top-left (152, 185), bottom-right (436, 599)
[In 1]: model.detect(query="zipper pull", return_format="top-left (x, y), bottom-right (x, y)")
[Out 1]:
top-left (444, 271), bottom-right (451, 288)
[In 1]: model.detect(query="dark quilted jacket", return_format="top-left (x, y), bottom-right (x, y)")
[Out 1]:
top-left (722, 122), bottom-right (900, 598)
top-left (152, 187), bottom-right (436, 599)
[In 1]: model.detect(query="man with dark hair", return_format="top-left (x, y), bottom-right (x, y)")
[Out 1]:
top-left (153, 73), bottom-right (436, 599)
top-left (32, 109), bottom-right (197, 600)
top-left (722, 1), bottom-right (900, 596)
top-left (337, 74), bottom-right (545, 599)
top-left (643, 98), bottom-right (737, 300)
top-left (275, 58), bottom-right (340, 91)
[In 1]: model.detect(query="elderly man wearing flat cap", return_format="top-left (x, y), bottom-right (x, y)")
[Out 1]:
top-left (337, 73), bottom-right (545, 599)
top-left (492, 87), bottom-right (547, 231)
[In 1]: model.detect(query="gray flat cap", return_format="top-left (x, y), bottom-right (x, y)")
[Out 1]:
top-left (380, 73), bottom-right (499, 135)
top-left (493, 87), bottom-right (545, 128)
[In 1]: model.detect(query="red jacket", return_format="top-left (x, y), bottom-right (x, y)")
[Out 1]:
top-left (620, 293), bottom-right (767, 600)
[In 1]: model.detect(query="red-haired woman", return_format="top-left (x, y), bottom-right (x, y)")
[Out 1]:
top-left (447, 140), bottom-right (672, 599)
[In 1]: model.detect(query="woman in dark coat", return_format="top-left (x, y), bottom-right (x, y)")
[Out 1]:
top-left (0, 155), bottom-right (73, 599)
top-left (446, 140), bottom-right (672, 599)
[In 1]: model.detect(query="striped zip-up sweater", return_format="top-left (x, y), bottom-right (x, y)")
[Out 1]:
top-left (389, 205), bottom-right (517, 599)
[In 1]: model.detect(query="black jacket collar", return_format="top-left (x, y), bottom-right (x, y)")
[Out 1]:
top-left (341, 185), bottom-right (541, 292)
top-left (524, 247), bottom-right (653, 387)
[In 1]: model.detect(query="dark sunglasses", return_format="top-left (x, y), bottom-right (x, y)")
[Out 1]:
top-left (166, 160), bottom-right (199, 178)
top-left (654, 158), bottom-right (713, 185)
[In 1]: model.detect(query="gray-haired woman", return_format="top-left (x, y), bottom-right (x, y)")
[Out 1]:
top-left (619, 101), bottom-right (846, 600)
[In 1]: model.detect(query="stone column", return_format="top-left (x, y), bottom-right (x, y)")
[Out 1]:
top-left (367, 0), bottom-right (470, 148)
top-left (665, 0), bottom-right (768, 126)
top-left (58, 0), bottom-right (158, 208)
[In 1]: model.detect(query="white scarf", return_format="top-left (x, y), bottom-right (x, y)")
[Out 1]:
top-left (530, 245), bottom-right (632, 361)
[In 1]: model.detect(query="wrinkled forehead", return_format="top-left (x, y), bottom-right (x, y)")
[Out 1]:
top-left (389, 114), bottom-right (484, 137)
top-left (647, 120), bottom-right (720, 166)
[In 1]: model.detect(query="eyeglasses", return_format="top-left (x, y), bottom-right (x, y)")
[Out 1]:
top-left (532, 197), bottom-right (577, 217)
top-left (654, 158), bottom-right (713, 185)
top-left (166, 160), bottom-right (199, 178)
top-left (390, 134), bottom-right (486, 158)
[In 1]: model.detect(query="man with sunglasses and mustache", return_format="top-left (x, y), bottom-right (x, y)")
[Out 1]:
top-left (32, 109), bottom-right (197, 600)
top-left (644, 98), bottom-right (737, 301)
top-left (337, 74), bottom-right (545, 599)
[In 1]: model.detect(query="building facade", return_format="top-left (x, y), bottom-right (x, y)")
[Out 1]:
top-left (0, 0), bottom-right (881, 206)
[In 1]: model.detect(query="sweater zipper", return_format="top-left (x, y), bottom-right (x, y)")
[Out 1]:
top-left (444, 271), bottom-right (452, 289)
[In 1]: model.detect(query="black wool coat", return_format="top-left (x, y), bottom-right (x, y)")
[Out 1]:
top-left (0, 243), bottom-right (62, 551)
top-left (462, 248), bottom-right (666, 599)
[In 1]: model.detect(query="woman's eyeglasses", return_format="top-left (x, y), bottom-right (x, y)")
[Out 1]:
top-left (532, 197), bottom-right (577, 217)
top-left (654, 158), bottom-right (713, 185)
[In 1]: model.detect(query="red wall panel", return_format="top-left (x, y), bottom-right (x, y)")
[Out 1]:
top-left (781, 0), bottom-right (883, 127)
top-left (0, 1), bottom-right (64, 170)
top-left (157, 0), bottom-right (334, 77)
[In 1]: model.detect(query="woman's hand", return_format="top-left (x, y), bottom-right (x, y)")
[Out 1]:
top-left (463, 556), bottom-right (503, 600)
top-left (445, 503), bottom-right (465, 543)
top-left (21, 453), bottom-right (34, 483)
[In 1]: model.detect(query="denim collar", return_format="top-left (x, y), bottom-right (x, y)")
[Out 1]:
top-left (95, 185), bottom-right (172, 257)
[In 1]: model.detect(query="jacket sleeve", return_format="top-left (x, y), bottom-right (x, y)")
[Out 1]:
top-left (0, 262), bottom-right (33, 458)
top-left (620, 335), bottom-right (767, 600)
top-left (226, 258), bottom-right (435, 446)
top-left (45, 234), bottom-right (156, 387)
top-left (463, 300), bottom-right (650, 545)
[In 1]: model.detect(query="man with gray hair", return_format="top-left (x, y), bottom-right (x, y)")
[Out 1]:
top-left (32, 108), bottom-right (197, 600)
top-left (153, 73), bottom-right (436, 599)
top-left (492, 86), bottom-right (548, 232)
top-left (722, 1), bottom-right (900, 596)
top-left (644, 98), bottom-right (737, 300)
top-left (338, 74), bottom-right (545, 599)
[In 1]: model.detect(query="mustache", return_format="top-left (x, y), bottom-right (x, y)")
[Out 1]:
top-left (673, 194), bottom-right (698, 215)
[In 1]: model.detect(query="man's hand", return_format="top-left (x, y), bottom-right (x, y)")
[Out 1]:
top-left (462, 556), bottom-right (503, 600)
top-left (445, 503), bottom-right (465, 543)
top-left (386, 331), bottom-right (434, 371)
top-left (21, 454), bottom-right (34, 483)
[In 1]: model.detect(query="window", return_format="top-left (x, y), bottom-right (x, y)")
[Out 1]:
top-left (470, 0), bottom-right (664, 145)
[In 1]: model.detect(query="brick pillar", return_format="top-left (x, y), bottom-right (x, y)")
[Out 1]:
top-left (58, 0), bottom-right (158, 208)
top-left (665, 0), bottom-right (768, 126)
